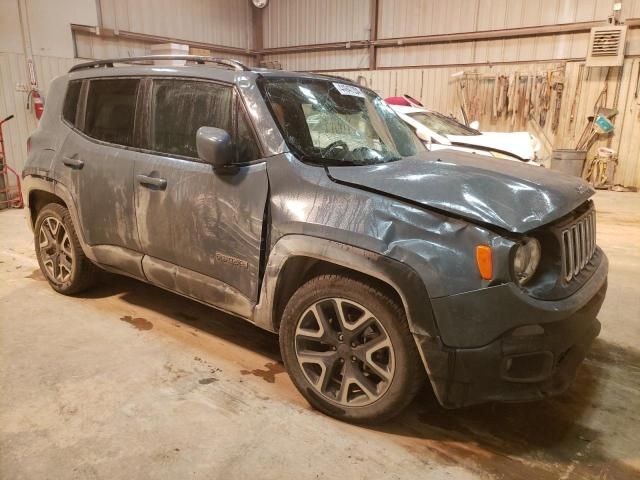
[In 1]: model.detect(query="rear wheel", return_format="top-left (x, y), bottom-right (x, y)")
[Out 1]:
top-left (34, 203), bottom-right (97, 295)
top-left (279, 274), bottom-right (424, 423)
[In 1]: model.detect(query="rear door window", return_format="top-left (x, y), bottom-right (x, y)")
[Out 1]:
top-left (150, 79), bottom-right (232, 159)
top-left (83, 78), bottom-right (140, 147)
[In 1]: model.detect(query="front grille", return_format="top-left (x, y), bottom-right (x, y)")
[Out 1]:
top-left (561, 209), bottom-right (596, 282)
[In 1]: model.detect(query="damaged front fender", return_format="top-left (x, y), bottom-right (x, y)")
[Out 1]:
top-left (252, 235), bottom-right (437, 339)
top-left (265, 153), bottom-right (512, 300)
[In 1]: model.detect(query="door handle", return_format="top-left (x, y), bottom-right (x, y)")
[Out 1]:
top-left (62, 156), bottom-right (84, 170)
top-left (137, 174), bottom-right (167, 191)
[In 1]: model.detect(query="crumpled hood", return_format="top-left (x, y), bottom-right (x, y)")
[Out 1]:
top-left (327, 151), bottom-right (594, 233)
top-left (448, 131), bottom-right (536, 160)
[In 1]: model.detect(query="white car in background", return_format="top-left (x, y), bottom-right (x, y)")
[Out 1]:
top-left (389, 103), bottom-right (542, 166)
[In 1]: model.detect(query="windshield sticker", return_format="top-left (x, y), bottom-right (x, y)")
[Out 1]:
top-left (332, 82), bottom-right (364, 98)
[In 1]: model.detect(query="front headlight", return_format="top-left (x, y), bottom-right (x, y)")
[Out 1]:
top-left (513, 237), bottom-right (541, 285)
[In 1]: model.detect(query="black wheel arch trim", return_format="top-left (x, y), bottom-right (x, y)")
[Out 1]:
top-left (252, 234), bottom-right (439, 340)
top-left (23, 176), bottom-right (96, 264)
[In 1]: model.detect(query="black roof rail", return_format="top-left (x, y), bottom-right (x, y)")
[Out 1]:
top-left (69, 55), bottom-right (250, 73)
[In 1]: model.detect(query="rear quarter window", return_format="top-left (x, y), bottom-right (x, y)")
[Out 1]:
top-left (62, 80), bottom-right (82, 126)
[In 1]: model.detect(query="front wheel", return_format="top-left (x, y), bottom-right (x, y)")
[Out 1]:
top-left (279, 274), bottom-right (424, 424)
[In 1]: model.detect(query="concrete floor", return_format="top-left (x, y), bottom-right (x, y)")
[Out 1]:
top-left (1, 191), bottom-right (639, 480)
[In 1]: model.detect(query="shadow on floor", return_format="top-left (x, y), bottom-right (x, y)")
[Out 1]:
top-left (77, 271), bottom-right (281, 360)
top-left (75, 272), bottom-right (640, 479)
top-left (372, 339), bottom-right (640, 479)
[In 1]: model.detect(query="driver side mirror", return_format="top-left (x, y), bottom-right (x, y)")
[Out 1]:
top-left (416, 127), bottom-right (432, 149)
top-left (196, 127), bottom-right (234, 170)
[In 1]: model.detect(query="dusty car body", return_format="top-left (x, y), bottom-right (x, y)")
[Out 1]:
top-left (390, 103), bottom-right (541, 165)
top-left (22, 56), bottom-right (607, 422)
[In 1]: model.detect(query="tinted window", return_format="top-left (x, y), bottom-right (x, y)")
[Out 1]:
top-left (151, 79), bottom-right (232, 158)
top-left (63, 80), bottom-right (82, 126)
top-left (235, 106), bottom-right (260, 163)
top-left (83, 78), bottom-right (139, 146)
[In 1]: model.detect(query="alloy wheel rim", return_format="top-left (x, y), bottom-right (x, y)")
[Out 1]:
top-left (38, 217), bottom-right (74, 284)
top-left (294, 297), bottom-right (396, 407)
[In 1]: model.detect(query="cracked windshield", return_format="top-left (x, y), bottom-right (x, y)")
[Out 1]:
top-left (259, 77), bottom-right (425, 166)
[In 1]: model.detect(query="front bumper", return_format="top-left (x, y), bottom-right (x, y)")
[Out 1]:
top-left (418, 252), bottom-right (608, 408)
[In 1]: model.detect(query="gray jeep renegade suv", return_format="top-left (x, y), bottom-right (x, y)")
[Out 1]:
top-left (23, 56), bottom-right (607, 423)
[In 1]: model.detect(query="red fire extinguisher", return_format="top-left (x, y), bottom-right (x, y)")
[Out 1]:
top-left (27, 89), bottom-right (44, 120)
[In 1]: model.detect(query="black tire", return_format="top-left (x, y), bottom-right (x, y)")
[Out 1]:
top-left (279, 274), bottom-right (424, 424)
top-left (34, 203), bottom-right (97, 295)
